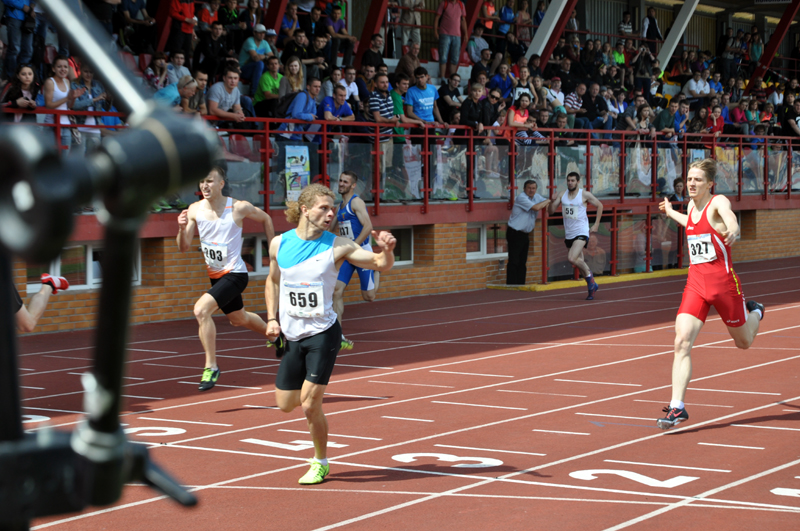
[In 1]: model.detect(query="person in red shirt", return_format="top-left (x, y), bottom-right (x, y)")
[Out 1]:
top-left (656, 158), bottom-right (765, 430)
top-left (704, 105), bottom-right (724, 148)
top-left (168, 0), bottom-right (197, 64)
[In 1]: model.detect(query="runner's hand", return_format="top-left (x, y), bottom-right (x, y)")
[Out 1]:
top-left (721, 229), bottom-right (738, 247)
top-left (659, 198), bottom-right (672, 214)
top-left (177, 209), bottom-right (189, 228)
top-left (371, 230), bottom-right (396, 253)
top-left (266, 320), bottom-right (281, 340)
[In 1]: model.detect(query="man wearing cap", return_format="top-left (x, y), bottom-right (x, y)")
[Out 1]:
top-left (239, 24), bottom-right (270, 96)
top-left (154, 75), bottom-right (198, 109)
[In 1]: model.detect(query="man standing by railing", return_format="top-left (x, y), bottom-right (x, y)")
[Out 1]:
top-left (506, 180), bottom-right (550, 285)
top-left (641, 7), bottom-right (662, 54)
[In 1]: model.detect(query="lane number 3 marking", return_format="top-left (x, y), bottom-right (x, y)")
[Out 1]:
top-left (392, 453), bottom-right (503, 468)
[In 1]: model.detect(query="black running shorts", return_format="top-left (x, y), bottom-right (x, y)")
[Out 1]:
top-left (275, 321), bottom-right (342, 389)
top-left (208, 272), bottom-right (249, 314)
top-left (564, 235), bottom-right (589, 249)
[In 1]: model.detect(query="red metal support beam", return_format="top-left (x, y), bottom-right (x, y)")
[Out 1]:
top-left (745, 0), bottom-right (800, 95)
top-left (459, 0), bottom-right (484, 67)
top-left (354, 0), bottom-right (389, 71)
top-left (539, 0), bottom-right (579, 65)
top-left (264, 0), bottom-right (290, 35)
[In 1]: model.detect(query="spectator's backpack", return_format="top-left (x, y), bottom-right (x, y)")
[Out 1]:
top-left (271, 91), bottom-right (302, 118)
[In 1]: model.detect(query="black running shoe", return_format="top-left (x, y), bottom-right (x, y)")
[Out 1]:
top-left (273, 332), bottom-right (286, 359)
top-left (656, 406), bottom-right (689, 430)
top-left (746, 300), bottom-right (765, 320)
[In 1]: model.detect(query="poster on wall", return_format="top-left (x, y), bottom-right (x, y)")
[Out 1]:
top-left (285, 145), bottom-right (310, 201)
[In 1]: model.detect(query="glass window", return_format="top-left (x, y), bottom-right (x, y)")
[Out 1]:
top-left (60, 245), bottom-right (87, 286)
top-left (485, 223), bottom-right (507, 254)
top-left (241, 237), bottom-right (257, 272)
top-left (371, 228), bottom-right (413, 264)
top-left (26, 262), bottom-right (51, 284)
top-left (466, 226), bottom-right (482, 254)
top-left (261, 238), bottom-right (271, 269)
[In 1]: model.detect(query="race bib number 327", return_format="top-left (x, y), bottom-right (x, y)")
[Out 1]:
top-left (687, 233), bottom-right (717, 265)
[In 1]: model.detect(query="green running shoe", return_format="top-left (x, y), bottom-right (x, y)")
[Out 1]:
top-left (340, 336), bottom-right (354, 350)
top-left (198, 367), bottom-right (220, 391)
top-left (298, 460), bottom-right (329, 485)
top-left (267, 332), bottom-right (286, 359)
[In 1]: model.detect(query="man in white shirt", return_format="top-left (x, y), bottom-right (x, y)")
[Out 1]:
top-left (546, 77), bottom-right (566, 114)
top-left (339, 65), bottom-right (360, 112)
top-left (683, 70), bottom-right (710, 110)
top-left (506, 180), bottom-right (550, 285)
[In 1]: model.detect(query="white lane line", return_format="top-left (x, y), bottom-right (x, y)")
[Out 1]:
top-left (697, 442), bottom-right (764, 450)
top-left (144, 363), bottom-right (207, 370)
top-left (603, 459), bottom-right (731, 473)
top-left (178, 382), bottom-right (262, 390)
top-left (783, 409), bottom-right (800, 412)
top-left (323, 393), bottom-right (388, 400)
top-left (532, 429), bottom-right (590, 436)
top-left (555, 379), bottom-right (641, 387)
top-left (430, 370), bottom-right (514, 378)
top-left (124, 376), bottom-right (144, 380)
top-left (731, 424), bottom-right (800, 432)
top-left (137, 417), bottom-right (233, 427)
top-left (251, 371), bottom-right (277, 375)
top-left (368, 381), bottom-right (454, 388)
top-left (499, 390), bottom-right (587, 398)
top-left (278, 429), bottom-right (381, 441)
top-left (20, 386), bottom-right (44, 390)
top-left (128, 349), bottom-right (178, 354)
top-left (575, 413), bottom-right (653, 421)
top-left (689, 388), bottom-right (781, 396)
top-left (19, 368), bottom-right (35, 371)
top-left (23, 406), bottom-right (84, 415)
top-left (244, 405), bottom-right (279, 409)
top-left (43, 355), bottom-right (90, 360)
top-left (634, 399), bottom-right (733, 408)
top-left (337, 364), bottom-right (394, 369)
top-left (435, 444), bottom-right (545, 457)
top-left (382, 416), bottom-right (434, 423)
top-left (122, 395), bottom-right (164, 400)
top-left (431, 401), bottom-right (527, 411)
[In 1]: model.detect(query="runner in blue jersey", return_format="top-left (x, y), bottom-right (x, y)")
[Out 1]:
top-left (330, 171), bottom-right (380, 350)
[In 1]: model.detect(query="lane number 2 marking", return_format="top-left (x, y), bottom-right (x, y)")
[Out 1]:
top-left (570, 469), bottom-right (699, 488)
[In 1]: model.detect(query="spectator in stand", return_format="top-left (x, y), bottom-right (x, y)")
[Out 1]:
top-left (612, 41), bottom-right (627, 89)
top-left (683, 70), bottom-right (710, 110)
top-left (751, 76), bottom-right (767, 104)
top-left (723, 76), bottom-right (741, 103)
top-left (3, 0), bottom-right (34, 81)
top-left (70, 63), bottom-right (110, 153)
top-left (43, 56), bottom-right (79, 153)
top-left (630, 44), bottom-right (655, 102)
top-left (615, 93), bottom-right (646, 133)
top-left (474, 71), bottom-right (489, 98)
top-left (532, 75), bottom-right (547, 110)
top-left (467, 23), bottom-right (489, 64)
top-left (183, 69), bottom-right (209, 115)
top-left (460, 81), bottom-right (489, 136)
top-left (768, 82), bottom-right (784, 108)
top-left (208, 66), bottom-right (250, 126)
top-left (495, 0), bottom-right (516, 54)
top-left (583, 82), bottom-right (613, 139)
top-left (437, 72), bottom-right (463, 124)
top-left (166, 51), bottom-right (192, 86)
top-left (675, 100), bottom-right (689, 138)
top-left (546, 76), bottom-right (566, 115)
top-left (279, 56), bottom-right (305, 98)
top-left (564, 82), bottom-right (591, 130)
top-left (641, 7), bottom-right (662, 54)
top-left (716, 27), bottom-right (733, 75)
top-left (396, 41), bottom-right (421, 82)
top-left (750, 33), bottom-right (764, 76)
top-left (340, 65), bottom-right (361, 111)
top-left (238, 24), bottom-right (269, 96)
top-left (401, 0), bottom-right (424, 46)
top-left (320, 67), bottom-right (342, 102)
top-left (783, 98), bottom-right (800, 144)
top-left (434, 0), bottom-right (467, 80)
top-left (405, 66), bottom-right (443, 153)
top-left (1, 64), bottom-right (39, 123)
top-left (482, 87), bottom-right (505, 126)
top-left (279, 1), bottom-right (300, 47)
top-left (507, 93), bottom-right (543, 144)
top-left (121, 0), bottom-right (157, 54)
top-left (786, 78), bottom-right (800, 99)
top-left (604, 86), bottom-right (621, 128)
top-left (167, 0), bottom-right (196, 64)
top-left (254, 56), bottom-right (282, 116)
top-left (669, 178), bottom-right (686, 202)
top-left (564, 36), bottom-right (586, 78)
top-left (618, 11), bottom-right (634, 45)
top-left (362, 34), bottom-right (385, 69)
top-left (317, 84), bottom-right (354, 138)
top-left (506, 179), bottom-right (549, 285)
top-left (634, 105), bottom-right (655, 139)
top-left (565, 8), bottom-right (579, 38)
top-left (219, 0), bottom-right (247, 53)
top-left (277, 77), bottom-right (322, 141)
top-left (605, 65), bottom-right (622, 92)
top-left (355, 63), bottom-right (376, 105)
top-left (194, 21), bottom-right (234, 80)
top-left (301, 7), bottom-right (330, 49)
top-left (512, 66), bottom-right (535, 103)
top-left (653, 98), bottom-right (679, 142)
top-left (761, 101), bottom-right (776, 130)
top-left (720, 92), bottom-right (733, 124)
top-left (327, 4), bottom-right (356, 68)
top-left (552, 57), bottom-right (577, 95)
top-left (775, 92), bottom-right (794, 135)
top-left (480, 0), bottom-right (501, 52)
top-left (729, 97), bottom-right (749, 135)
top-left (505, 32), bottom-right (528, 67)
top-left (471, 48), bottom-right (495, 83)
top-left (549, 36), bottom-right (568, 65)
top-left (307, 35), bottom-right (331, 81)
top-left (281, 28), bottom-right (310, 68)
top-left (367, 72), bottom-right (399, 177)
top-left (198, 0), bottom-right (220, 32)
top-left (517, 0), bottom-right (532, 46)
top-left (154, 75), bottom-right (197, 110)
top-left (239, 0), bottom-right (262, 39)
top-left (533, 1), bottom-right (546, 28)
top-left (705, 105), bottom-right (724, 147)
top-left (528, 53), bottom-right (543, 78)
top-left (552, 112), bottom-right (576, 146)
top-left (580, 40), bottom-right (596, 75)
top-left (686, 106), bottom-right (708, 145)
top-left (144, 52), bottom-right (169, 92)
top-left (708, 71), bottom-right (723, 96)
top-left (597, 42), bottom-right (612, 68)
top-left (391, 73), bottom-right (421, 145)
top-left (670, 50), bottom-right (692, 86)
top-left (745, 98), bottom-right (761, 134)
top-left (488, 63), bottom-right (516, 101)
top-left (536, 107), bottom-right (550, 128)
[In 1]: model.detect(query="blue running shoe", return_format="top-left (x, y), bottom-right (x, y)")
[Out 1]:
top-left (586, 281), bottom-right (599, 300)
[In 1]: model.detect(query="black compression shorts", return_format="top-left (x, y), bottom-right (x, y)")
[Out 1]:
top-left (208, 272), bottom-right (249, 314)
top-left (275, 321), bottom-right (342, 389)
top-left (564, 235), bottom-right (589, 249)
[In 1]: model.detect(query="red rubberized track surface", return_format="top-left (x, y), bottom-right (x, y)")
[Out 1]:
top-left (20, 258), bottom-right (800, 530)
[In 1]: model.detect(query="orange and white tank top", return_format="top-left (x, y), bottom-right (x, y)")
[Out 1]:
top-left (196, 197), bottom-right (248, 278)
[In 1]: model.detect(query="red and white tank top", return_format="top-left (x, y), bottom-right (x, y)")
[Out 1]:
top-left (196, 197), bottom-right (248, 279)
top-left (685, 195), bottom-right (732, 274)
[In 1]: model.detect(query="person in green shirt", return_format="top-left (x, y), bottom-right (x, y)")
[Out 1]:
top-left (254, 56), bottom-right (283, 116)
top-left (652, 99), bottom-right (679, 143)
top-left (390, 73), bottom-right (423, 144)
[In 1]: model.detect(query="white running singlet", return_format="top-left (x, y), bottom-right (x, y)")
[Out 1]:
top-left (196, 197), bottom-right (248, 278)
top-left (562, 188), bottom-right (590, 240)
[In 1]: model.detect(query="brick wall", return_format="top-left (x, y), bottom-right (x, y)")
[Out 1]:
top-left (732, 209), bottom-right (800, 262)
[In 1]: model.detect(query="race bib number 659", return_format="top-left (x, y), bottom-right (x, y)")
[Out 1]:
top-left (282, 281), bottom-right (325, 318)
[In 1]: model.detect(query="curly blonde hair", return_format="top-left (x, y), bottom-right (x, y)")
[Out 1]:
top-left (285, 184), bottom-right (335, 224)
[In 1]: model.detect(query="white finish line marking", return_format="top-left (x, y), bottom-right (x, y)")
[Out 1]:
top-left (698, 442), bottom-right (764, 450)
top-left (731, 424), bottom-right (800, 432)
top-left (499, 390), bottom-right (587, 398)
top-left (244, 405), bottom-right (279, 409)
top-left (382, 416), bottom-right (434, 423)
top-left (19, 368), bottom-right (35, 371)
top-left (555, 379), bottom-right (641, 387)
top-left (178, 382), bottom-right (262, 390)
top-left (634, 399), bottom-right (733, 408)
top-left (278, 429), bottom-right (381, 441)
top-left (122, 395), bottom-right (164, 400)
top-left (435, 444), bottom-right (546, 457)
top-left (369, 381), bottom-right (454, 388)
top-left (689, 388), bottom-right (781, 396)
top-left (430, 370), bottom-right (514, 378)
top-left (138, 417), bottom-right (233, 427)
top-left (337, 364), bottom-right (394, 370)
top-left (432, 401), bottom-right (527, 411)
top-left (532, 429), bottom-right (590, 436)
top-left (575, 413), bottom-right (653, 421)
top-left (603, 460), bottom-right (731, 473)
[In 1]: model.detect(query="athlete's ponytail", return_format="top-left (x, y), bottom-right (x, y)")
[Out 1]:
top-left (285, 184), bottom-right (335, 224)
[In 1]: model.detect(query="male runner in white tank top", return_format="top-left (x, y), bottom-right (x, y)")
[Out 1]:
top-left (177, 167), bottom-right (275, 391)
top-left (548, 171), bottom-right (604, 299)
top-left (265, 184), bottom-right (396, 485)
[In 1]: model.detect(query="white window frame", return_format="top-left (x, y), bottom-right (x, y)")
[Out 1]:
top-left (373, 226), bottom-right (414, 266)
top-left (26, 242), bottom-right (141, 293)
top-left (466, 223), bottom-right (508, 260)
top-left (243, 235), bottom-right (271, 276)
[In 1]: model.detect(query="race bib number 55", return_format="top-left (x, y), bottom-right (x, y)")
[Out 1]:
top-left (687, 234), bottom-right (717, 265)
top-left (563, 206), bottom-right (579, 220)
top-left (201, 241), bottom-right (227, 269)
top-left (282, 282), bottom-right (325, 318)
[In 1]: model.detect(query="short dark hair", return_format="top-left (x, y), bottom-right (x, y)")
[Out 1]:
top-left (223, 65), bottom-right (241, 76)
top-left (307, 76), bottom-right (321, 86)
top-left (395, 73), bottom-right (410, 84)
top-left (211, 20), bottom-right (223, 27)
top-left (311, 6), bottom-right (321, 12)
top-left (372, 33), bottom-right (382, 41)
top-left (413, 66), bottom-right (428, 77)
top-left (567, 171), bottom-right (581, 181)
top-left (170, 50), bottom-right (184, 58)
top-left (523, 179), bottom-right (537, 189)
top-left (294, 29), bottom-right (306, 37)
top-left (193, 67), bottom-right (208, 77)
top-left (623, 10), bottom-right (630, 16)
top-left (332, 4), bottom-right (341, 10)
top-left (341, 170), bottom-right (358, 182)
top-left (374, 73), bottom-right (389, 83)
top-left (449, 72), bottom-right (461, 80)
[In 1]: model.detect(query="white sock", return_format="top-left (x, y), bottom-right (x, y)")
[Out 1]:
top-left (669, 400), bottom-right (685, 409)
top-left (312, 457), bottom-right (328, 466)
top-left (752, 309), bottom-right (763, 321)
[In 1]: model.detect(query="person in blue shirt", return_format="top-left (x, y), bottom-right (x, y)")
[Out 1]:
top-left (674, 100), bottom-right (689, 137)
top-left (317, 85), bottom-right (354, 121)
top-left (497, 0), bottom-right (516, 56)
top-left (154, 76), bottom-right (197, 108)
top-left (488, 63), bottom-right (516, 100)
top-left (3, 0), bottom-right (34, 79)
top-left (404, 66), bottom-right (443, 125)
top-left (238, 24), bottom-right (270, 96)
top-left (278, 77), bottom-right (322, 141)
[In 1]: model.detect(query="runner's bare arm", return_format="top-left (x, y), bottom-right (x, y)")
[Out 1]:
top-left (548, 189), bottom-right (562, 214)
top-left (585, 191), bottom-right (604, 232)
top-left (351, 196), bottom-right (373, 246)
top-left (713, 195), bottom-right (739, 246)
top-left (264, 235), bottom-right (282, 340)
top-left (659, 197), bottom-right (688, 227)
top-left (176, 204), bottom-right (198, 252)
top-left (240, 201), bottom-right (275, 244)
top-left (335, 231), bottom-right (396, 271)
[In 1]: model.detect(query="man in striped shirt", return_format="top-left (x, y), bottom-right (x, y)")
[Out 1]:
top-left (367, 73), bottom-right (399, 180)
top-left (564, 82), bottom-right (591, 130)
